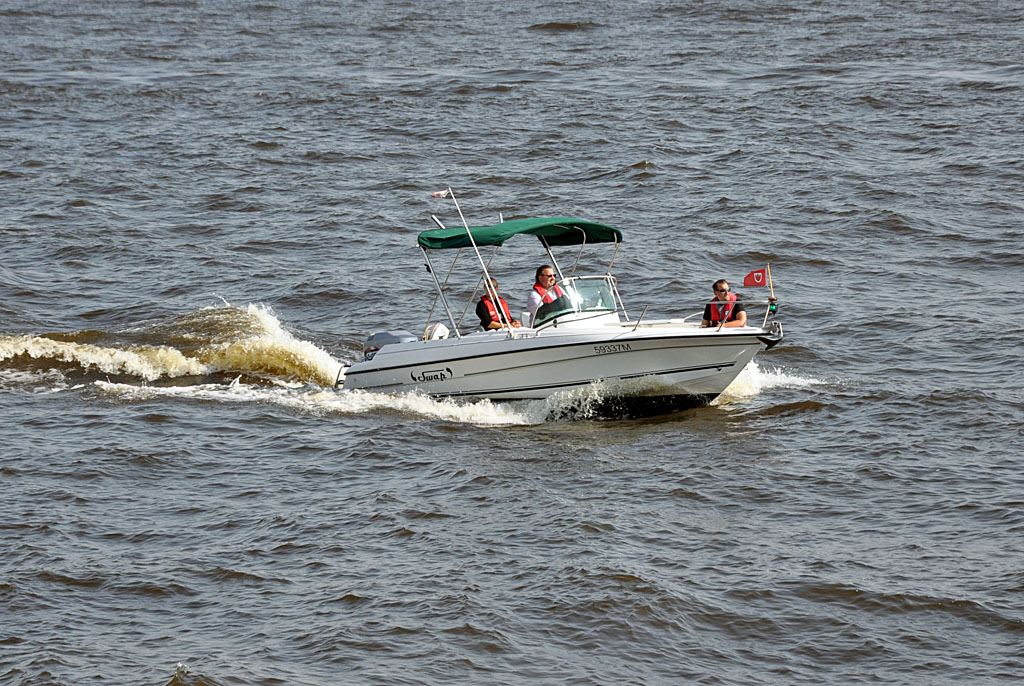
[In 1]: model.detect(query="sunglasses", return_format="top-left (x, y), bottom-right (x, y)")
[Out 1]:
top-left (716, 287), bottom-right (730, 293)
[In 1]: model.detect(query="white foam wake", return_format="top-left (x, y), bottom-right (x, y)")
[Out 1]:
top-left (197, 303), bottom-right (344, 385)
top-left (0, 303), bottom-right (345, 385)
top-left (90, 361), bottom-right (821, 425)
top-left (0, 334), bottom-right (209, 381)
top-left (0, 367), bottom-right (74, 393)
top-left (715, 360), bottom-right (822, 404)
top-left (93, 380), bottom-right (535, 426)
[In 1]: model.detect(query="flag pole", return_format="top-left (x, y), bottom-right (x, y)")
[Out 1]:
top-left (762, 263), bottom-right (777, 328)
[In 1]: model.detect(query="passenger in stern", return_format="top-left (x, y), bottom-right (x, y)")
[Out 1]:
top-left (701, 279), bottom-right (747, 328)
top-left (526, 265), bottom-right (565, 325)
top-left (477, 278), bottom-right (521, 330)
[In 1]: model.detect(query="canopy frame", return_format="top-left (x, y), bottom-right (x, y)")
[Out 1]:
top-left (418, 190), bottom-right (625, 338)
top-left (417, 216), bottom-right (623, 251)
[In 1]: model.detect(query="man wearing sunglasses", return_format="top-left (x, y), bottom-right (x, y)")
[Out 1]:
top-left (701, 279), bottom-right (747, 328)
top-left (526, 264), bottom-right (565, 326)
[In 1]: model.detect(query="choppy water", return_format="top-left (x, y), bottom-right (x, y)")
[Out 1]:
top-left (3, 1), bottom-right (1023, 684)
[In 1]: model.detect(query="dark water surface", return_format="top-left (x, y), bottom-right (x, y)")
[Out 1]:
top-left (3, 1), bottom-right (1023, 684)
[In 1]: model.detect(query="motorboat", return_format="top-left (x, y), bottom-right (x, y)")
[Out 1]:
top-left (340, 190), bottom-right (783, 418)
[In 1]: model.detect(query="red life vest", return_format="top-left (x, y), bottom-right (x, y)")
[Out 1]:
top-left (533, 282), bottom-right (565, 303)
top-left (482, 296), bottom-right (512, 325)
top-left (708, 293), bottom-right (737, 323)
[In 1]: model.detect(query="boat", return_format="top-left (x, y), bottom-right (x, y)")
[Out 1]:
top-left (340, 191), bottom-right (783, 418)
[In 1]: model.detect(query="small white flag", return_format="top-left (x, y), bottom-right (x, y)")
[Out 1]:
top-left (431, 189), bottom-right (449, 198)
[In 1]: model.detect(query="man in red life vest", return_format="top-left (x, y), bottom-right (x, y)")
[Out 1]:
top-left (701, 279), bottom-right (747, 328)
top-left (526, 265), bottom-right (565, 326)
top-left (476, 277), bottom-right (521, 330)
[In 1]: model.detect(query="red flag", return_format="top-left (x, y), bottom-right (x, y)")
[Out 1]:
top-left (743, 268), bottom-right (768, 287)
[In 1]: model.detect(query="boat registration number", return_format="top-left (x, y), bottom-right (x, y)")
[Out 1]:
top-left (594, 343), bottom-right (632, 355)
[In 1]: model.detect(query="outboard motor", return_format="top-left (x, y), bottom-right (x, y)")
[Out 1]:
top-left (363, 330), bottom-right (416, 360)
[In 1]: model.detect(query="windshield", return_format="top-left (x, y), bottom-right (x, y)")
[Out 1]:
top-left (533, 276), bottom-right (617, 327)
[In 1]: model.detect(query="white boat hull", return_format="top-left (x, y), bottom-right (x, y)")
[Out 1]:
top-left (343, 322), bottom-right (780, 415)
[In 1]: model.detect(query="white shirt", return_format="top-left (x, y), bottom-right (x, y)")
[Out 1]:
top-left (526, 289), bottom-right (543, 324)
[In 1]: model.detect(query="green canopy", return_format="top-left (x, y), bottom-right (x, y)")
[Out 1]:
top-left (417, 217), bottom-right (623, 250)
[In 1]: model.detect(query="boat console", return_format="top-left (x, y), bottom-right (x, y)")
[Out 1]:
top-left (533, 275), bottom-right (622, 328)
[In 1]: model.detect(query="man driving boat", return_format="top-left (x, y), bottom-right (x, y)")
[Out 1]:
top-left (526, 265), bottom-right (564, 326)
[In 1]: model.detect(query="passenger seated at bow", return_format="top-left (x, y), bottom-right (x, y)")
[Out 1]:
top-left (701, 279), bottom-right (747, 328)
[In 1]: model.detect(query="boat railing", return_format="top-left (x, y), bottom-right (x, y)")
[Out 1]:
top-left (532, 308), bottom-right (623, 333)
top-left (622, 297), bottom-right (780, 329)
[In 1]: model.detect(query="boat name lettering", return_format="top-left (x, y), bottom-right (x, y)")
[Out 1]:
top-left (411, 367), bottom-right (453, 383)
top-left (594, 343), bottom-right (632, 355)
